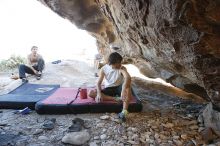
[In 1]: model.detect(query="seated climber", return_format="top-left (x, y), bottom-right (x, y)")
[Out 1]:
top-left (94, 48), bottom-right (105, 77)
top-left (18, 46), bottom-right (45, 81)
top-left (94, 53), bottom-right (103, 77)
top-left (89, 50), bottom-right (131, 122)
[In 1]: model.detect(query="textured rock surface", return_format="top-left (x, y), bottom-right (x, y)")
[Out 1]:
top-left (202, 103), bottom-right (220, 136)
top-left (62, 131), bottom-right (90, 145)
top-left (38, 0), bottom-right (220, 107)
top-left (0, 65), bottom-right (217, 145)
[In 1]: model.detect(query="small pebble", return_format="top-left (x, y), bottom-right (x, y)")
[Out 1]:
top-left (100, 134), bottom-right (107, 140)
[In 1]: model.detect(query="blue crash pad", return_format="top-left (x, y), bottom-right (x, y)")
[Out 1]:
top-left (0, 83), bottom-right (60, 109)
top-left (9, 83), bottom-right (60, 95)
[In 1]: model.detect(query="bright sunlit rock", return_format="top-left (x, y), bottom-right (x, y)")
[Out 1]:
top-left (125, 64), bottom-right (173, 86)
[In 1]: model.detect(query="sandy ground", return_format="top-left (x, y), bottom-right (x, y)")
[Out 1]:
top-left (0, 60), bottom-right (96, 87)
top-left (0, 60), bottom-right (212, 146)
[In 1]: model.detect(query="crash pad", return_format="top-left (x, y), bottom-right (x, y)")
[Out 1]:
top-left (35, 87), bottom-right (142, 114)
top-left (0, 83), bottom-right (60, 109)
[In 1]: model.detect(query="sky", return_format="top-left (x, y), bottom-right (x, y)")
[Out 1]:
top-left (0, 0), bottom-right (97, 62)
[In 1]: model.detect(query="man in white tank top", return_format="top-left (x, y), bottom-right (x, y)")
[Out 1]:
top-left (89, 51), bottom-right (131, 122)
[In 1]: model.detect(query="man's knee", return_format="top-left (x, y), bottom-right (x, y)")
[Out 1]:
top-left (38, 58), bottom-right (45, 65)
top-left (38, 58), bottom-right (44, 62)
top-left (89, 90), bottom-right (97, 98)
top-left (37, 59), bottom-right (45, 70)
top-left (19, 64), bottom-right (25, 70)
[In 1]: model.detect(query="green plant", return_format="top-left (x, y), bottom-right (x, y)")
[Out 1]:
top-left (0, 55), bottom-right (27, 71)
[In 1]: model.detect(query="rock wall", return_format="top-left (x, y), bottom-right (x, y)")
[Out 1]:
top-left (202, 103), bottom-right (220, 136)
top-left (38, 0), bottom-right (220, 108)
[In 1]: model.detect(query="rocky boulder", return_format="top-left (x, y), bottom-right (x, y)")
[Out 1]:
top-left (62, 131), bottom-right (90, 145)
top-left (38, 0), bottom-right (220, 107)
top-left (202, 103), bottom-right (220, 136)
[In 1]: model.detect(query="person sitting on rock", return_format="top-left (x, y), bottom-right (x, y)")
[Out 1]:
top-left (94, 53), bottom-right (103, 77)
top-left (18, 46), bottom-right (45, 81)
top-left (89, 51), bottom-right (131, 122)
top-left (94, 48), bottom-right (105, 77)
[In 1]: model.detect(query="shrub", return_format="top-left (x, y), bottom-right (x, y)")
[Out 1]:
top-left (0, 55), bottom-right (27, 71)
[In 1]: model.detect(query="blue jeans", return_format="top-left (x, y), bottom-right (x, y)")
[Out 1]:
top-left (19, 58), bottom-right (45, 79)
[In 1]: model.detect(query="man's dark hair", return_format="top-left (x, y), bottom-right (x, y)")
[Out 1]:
top-left (108, 52), bottom-right (123, 65)
top-left (31, 46), bottom-right (38, 50)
